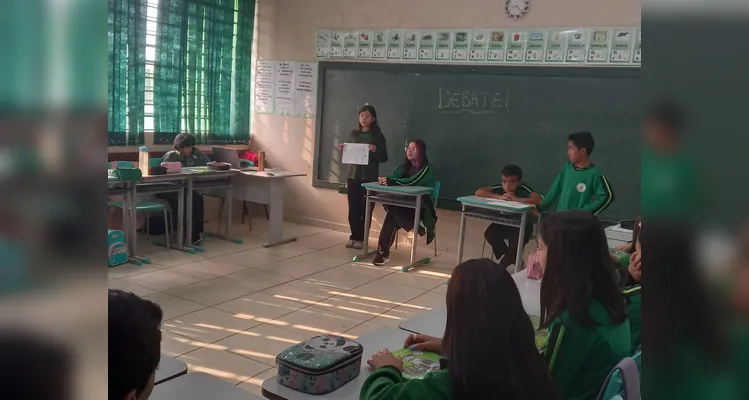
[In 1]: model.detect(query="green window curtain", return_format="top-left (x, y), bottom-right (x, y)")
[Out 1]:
top-left (108, 0), bottom-right (147, 146)
top-left (154, 0), bottom-right (254, 145)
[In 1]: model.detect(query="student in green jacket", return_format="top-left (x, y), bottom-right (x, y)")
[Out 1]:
top-left (338, 105), bottom-right (389, 250)
top-left (360, 258), bottom-right (559, 400)
top-left (537, 211), bottom-right (631, 400)
top-left (476, 164), bottom-right (542, 268)
top-left (537, 131), bottom-right (614, 215)
top-left (159, 133), bottom-right (209, 243)
top-left (372, 139), bottom-right (436, 266)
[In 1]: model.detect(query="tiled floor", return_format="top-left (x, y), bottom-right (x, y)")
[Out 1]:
top-left (108, 220), bottom-right (456, 397)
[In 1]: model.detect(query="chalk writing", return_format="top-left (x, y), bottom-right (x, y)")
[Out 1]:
top-left (438, 87), bottom-right (510, 115)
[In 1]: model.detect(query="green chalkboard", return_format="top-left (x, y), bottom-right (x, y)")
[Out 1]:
top-left (313, 62), bottom-right (641, 220)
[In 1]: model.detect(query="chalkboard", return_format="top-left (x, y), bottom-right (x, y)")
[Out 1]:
top-left (312, 62), bottom-right (641, 220)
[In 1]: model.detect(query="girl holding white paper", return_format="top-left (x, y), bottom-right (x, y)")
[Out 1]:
top-left (338, 105), bottom-right (388, 249)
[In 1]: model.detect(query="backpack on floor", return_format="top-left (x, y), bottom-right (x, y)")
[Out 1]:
top-left (108, 230), bottom-right (128, 267)
top-left (276, 335), bottom-right (363, 395)
top-left (526, 248), bottom-right (543, 280)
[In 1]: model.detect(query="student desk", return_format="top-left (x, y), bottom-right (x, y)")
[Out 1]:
top-left (151, 372), bottom-right (264, 400)
top-left (155, 354), bottom-right (188, 385)
top-left (398, 270), bottom-right (541, 338)
top-left (455, 196), bottom-right (533, 273)
top-left (605, 223), bottom-right (633, 249)
top-left (261, 327), bottom-right (408, 400)
top-left (231, 168), bottom-right (307, 247)
top-left (358, 183), bottom-right (434, 271)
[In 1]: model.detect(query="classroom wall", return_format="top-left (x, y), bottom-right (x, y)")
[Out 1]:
top-left (250, 0), bottom-right (640, 254)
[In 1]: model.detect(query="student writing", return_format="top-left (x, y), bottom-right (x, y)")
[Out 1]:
top-left (339, 105), bottom-right (388, 250)
top-left (537, 131), bottom-right (614, 215)
top-left (537, 211), bottom-right (630, 400)
top-left (475, 164), bottom-right (541, 269)
top-left (360, 258), bottom-right (560, 400)
top-left (372, 140), bottom-right (436, 266)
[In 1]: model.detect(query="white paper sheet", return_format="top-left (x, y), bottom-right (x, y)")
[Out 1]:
top-left (254, 61), bottom-right (275, 113)
top-left (485, 199), bottom-right (530, 209)
top-left (294, 62), bottom-right (318, 117)
top-left (342, 143), bottom-right (370, 165)
top-left (273, 61), bottom-right (296, 115)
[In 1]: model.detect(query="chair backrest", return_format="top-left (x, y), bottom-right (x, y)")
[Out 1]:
top-left (597, 357), bottom-right (640, 400)
top-left (108, 161), bottom-right (135, 169)
top-left (431, 181), bottom-right (441, 207)
top-left (148, 157), bottom-right (163, 167)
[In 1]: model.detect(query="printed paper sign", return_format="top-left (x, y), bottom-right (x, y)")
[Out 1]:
top-left (329, 31), bottom-right (344, 58)
top-left (357, 31), bottom-right (373, 59)
top-left (451, 31), bottom-right (469, 61)
top-left (435, 31), bottom-right (452, 60)
top-left (387, 30), bottom-right (404, 59)
top-left (372, 31), bottom-right (387, 59)
top-left (418, 31), bottom-right (436, 60)
top-left (293, 62), bottom-right (318, 117)
top-left (506, 31), bottom-right (527, 62)
top-left (273, 61), bottom-right (296, 115)
top-left (526, 31), bottom-right (546, 62)
top-left (487, 31), bottom-right (507, 61)
top-left (545, 29), bottom-right (566, 62)
top-left (343, 32), bottom-right (358, 58)
top-left (315, 30), bottom-right (330, 58)
top-left (610, 28), bottom-right (635, 63)
top-left (565, 28), bottom-right (587, 62)
top-left (254, 61), bottom-right (274, 113)
top-left (469, 30), bottom-right (489, 61)
top-left (403, 31), bottom-right (419, 60)
top-left (588, 28), bottom-right (612, 62)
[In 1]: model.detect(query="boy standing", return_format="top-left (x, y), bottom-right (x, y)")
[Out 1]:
top-left (538, 131), bottom-right (614, 215)
top-left (476, 165), bottom-right (541, 268)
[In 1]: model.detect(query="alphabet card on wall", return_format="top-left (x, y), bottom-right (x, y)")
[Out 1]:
top-left (610, 28), bottom-right (637, 63)
top-left (372, 31), bottom-right (387, 59)
top-left (403, 31), bottom-right (419, 60)
top-left (315, 30), bottom-right (330, 58)
top-left (343, 32), bottom-right (358, 58)
top-left (357, 31), bottom-right (373, 59)
top-left (506, 31), bottom-right (527, 62)
top-left (633, 28), bottom-right (641, 63)
top-left (435, 31), bottom-right (452, 61)
top-left (451, 31), bottom-right (470, 61)
top-left (469, 30), bottom-right (489, 62)
top-left (418, 31), bottom-right (436, 61)
top-left (387, 30), bottom-right (404, 59)
top-left (329, 31), bottom-right (344, 58)
top-left (526, 30), bottom-right (547, 62)
top-left (487, 31), bottom-right (507, 61)
top-left (588, 28), bottom-right (613, 63)
top-left (565, 28), bottom-right (588, 62)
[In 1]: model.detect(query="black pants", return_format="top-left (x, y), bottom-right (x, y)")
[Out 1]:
top-left (151, 190), bottom-right (204, 240)
top-left (484, 223), bottom-right (531, 266)
top-left (347, 179), bottom-right (375, 242)
top-left (378, 206), bottom-right (416, 257)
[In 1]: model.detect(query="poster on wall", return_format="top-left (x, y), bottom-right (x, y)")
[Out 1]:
top-left (254, 60), bottom-right (275, 113)
top-left (357, 31), bottom-right (373, 58)
top-left (469, 30), bottom-right (489, 62)
top-left (633, 28), bottom-right (641, 63)
top-left (506, 31), bottom-right (527, 62)
top-left (451, 30), bottom-right (470, 61)
top-left (329, 31), bottom-right (344, 58)
top-left (435, 31), bottom-right (452, 61)
top-left (403, 31), bottom-right (419, 60)
top-left (315, 30), bottom-right (330, 58)
top-left (273, 61), bottom-right (296, 115)
top-left (487, 31), bottom-right (507, 61)
top-left (343, 32), bottom-right (358, 58)
top-left (545, 29), bottom-right (566, 62)
top-left (526, 31), bottom-right (547, 62)
top-left (387, 30), bottom-right (404, 59)
top-left (587, 28), bottom-right (612, 62)
top-left (565, 28), bottom-right (588, 62)
top-left (610, 28), bottom-right (636, 63)
top-left (418, 31), bottom-right (436, 61)
top-left (372, 31), bottom-right (387, 59)
top-left (294, 62), bottom-right (318, 117)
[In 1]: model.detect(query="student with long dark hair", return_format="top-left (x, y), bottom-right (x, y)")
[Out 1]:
top-left (338, 105), bottom-right (388, 249)
top-left (372, 139), bottom-right (436, 266)
top-left (537, 211), bottom-right (630, 400)
top-left (361, 258), bottom-right (560, 400)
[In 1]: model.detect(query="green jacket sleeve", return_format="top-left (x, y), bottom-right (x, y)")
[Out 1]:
top-left (192, 149), bottom-right (210, 166)
top-left (375, 133), bottom-right (388, 163)
top-left (582, 174), bottom-right (615, 215)
top-left (161, 150), bottom-right (178, 163)
top-left (542, 321), bottom-right (589, 399)
top-left (387, 164), bottom-right (435, 187)
top-left (539, 169), bottom-right (565, 211)
top-left (360, 368), bottom-right (446, 400)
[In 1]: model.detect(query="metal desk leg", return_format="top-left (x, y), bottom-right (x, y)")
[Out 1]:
top-left (354, 190), bottom-right (377, 262)
top-left (210, 180), bottom-right (243, 245)
top-left (456, 204), bottom-right (467, 265)
top-left (171, 183), bottom-right (195, 254)
top-left (401, 194), bottom-right (430, 272)
top-left (127, 182), bottom-right (150, 264)
top-left (263, 178), bottom-right (296, 247)
top-left (184, 177), bottom-right (199, 251)
top-left (514, 211), bottom-right (528, 274)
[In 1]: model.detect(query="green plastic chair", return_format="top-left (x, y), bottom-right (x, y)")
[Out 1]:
top-left (596, 355), bottom-right (640, 400)
top-left (394, 181), bottom-right (440, 257)
top-left (107, 161), bottom-right (172, 245)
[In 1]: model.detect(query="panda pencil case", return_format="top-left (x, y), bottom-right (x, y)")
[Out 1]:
top-left (276, 334), bottom-right (363, 394)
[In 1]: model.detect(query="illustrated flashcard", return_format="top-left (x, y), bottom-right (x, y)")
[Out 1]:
top-left (451, 30), bottom-right (469, 61)
top-left (469, 30), bottom-right (489, 61)
top-left (588, 28), bottom-right (612, 62)
top-left (315, 30), bottom-right (330, 58)
top-left (435, 31), bottom-right (452, 61)
top-left (487, 31), bottom-right (507, 61)
top-left (526, 30), bottom-right (546, 62)
top-left (565, 28), bottom-right (587, 62)
top-left (418, 31), bottom-right (436, 61)
top-left (545, 29), bottom-right (566, 62)
top-left (506, 31), bottom-right (527, 62)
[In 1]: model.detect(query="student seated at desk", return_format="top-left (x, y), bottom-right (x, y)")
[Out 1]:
top-left (160, 133), bottom-right (208, 244)
top-left (372, 139), bottom-right (436, 266)
top-left (109, 289), bottom-right (163, 400)
top-left (475, 164), bottom-right (541, 268)
top-left (361, 258), bottom-right (559, 400)
top-left (537, 131), bottom-right (614, 216)
top-left (537, 211), bottom-right (630, 400)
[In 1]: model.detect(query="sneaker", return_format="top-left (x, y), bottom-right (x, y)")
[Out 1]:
top-left (417, 225), bottom-right (426, 237)
top-left (372, 252), bottom-right (390, 266)
top-left (345, 240), bottom-right (356, 248)
top-left (192, 233), bottom-right (204, 245)
top-left (352, 241), bottom-right (364, 250)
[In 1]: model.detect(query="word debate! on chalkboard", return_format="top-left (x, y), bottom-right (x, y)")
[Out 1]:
top-left (438, 87), bottom-right (510, 115)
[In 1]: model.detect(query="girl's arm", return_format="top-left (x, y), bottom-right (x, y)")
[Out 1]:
top-left (387, 165), bottom-right (435, 187)
top-left (360, 368), bottom-right (436, 400)
top-left (375, 133), bottom-right (388, 163)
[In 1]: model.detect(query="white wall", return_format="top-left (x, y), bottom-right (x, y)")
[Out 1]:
top-left (250, 0), bottom-right (640, 253)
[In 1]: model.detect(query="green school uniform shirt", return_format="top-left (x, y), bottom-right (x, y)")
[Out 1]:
top-left (360, 367), bottom-right (451, 400)
top-left (641, 147), bottom-right (698, 219)
top-left (386, 163), bottom-right (438, 245)
top-left (543, 299), bottom-right (631, 400)
top-left (490, 182), bottom-right (536, 236)
top-left (538, 162), bottom-right (614, 215)
top-left (346, 129), bottom-right (389, 182)
top-left (161, 148), bottom-right (209, 167)
top-left (623, 284), bottom-right (642, 351)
